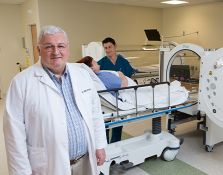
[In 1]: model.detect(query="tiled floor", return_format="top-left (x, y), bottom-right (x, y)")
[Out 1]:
top-left (1, 99), bottom-right (223, 175)
top-left (124, 117), bottom-right (223, 175)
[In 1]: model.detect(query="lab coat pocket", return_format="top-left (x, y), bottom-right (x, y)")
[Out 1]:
top-left (27, 145), bottom-right (47, 173)
top-left (81, 88), bottom-right (92, 105)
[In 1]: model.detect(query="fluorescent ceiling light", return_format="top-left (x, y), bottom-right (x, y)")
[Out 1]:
top-left (161, 0), bottom-right (188, 5)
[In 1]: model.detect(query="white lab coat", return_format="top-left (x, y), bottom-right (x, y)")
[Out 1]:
top-left (3, 62), bottom-right (107, 175)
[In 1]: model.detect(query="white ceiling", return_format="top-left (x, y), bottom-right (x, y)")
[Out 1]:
top-left (0, 0), bottom-right (222, 7)
top-left (83, 0), bottom-right (222, 8)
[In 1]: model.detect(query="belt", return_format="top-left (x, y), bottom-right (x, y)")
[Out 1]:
top-left (70, 154), bottom-right (86, 165)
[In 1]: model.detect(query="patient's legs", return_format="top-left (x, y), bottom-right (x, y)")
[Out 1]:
top-left (110, 126), bottom-right (123, 143)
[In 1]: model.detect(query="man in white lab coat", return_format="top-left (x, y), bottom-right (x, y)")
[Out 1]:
top-left (3, 25), bottom-right (107, 175)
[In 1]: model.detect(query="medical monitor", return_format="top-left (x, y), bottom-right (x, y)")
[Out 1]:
top-left (144, 29), bottom-right (161, 41)
top-left (170, 65), bottom-right (191, 82)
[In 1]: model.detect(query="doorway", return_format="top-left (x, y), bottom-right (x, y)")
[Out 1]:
top-left (31, 24), bottom-right (39, 63)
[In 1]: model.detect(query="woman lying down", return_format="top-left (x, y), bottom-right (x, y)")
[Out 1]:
top-left (77, 56), bottom-right (189, 109)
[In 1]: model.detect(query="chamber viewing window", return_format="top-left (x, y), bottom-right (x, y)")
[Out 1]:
top-left (170, 65), bottom-right (191, 82)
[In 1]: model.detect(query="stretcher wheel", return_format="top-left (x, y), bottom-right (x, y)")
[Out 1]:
top-left (205, 145), bottom-right (213, 152)
top-left (161, 147), bottom-right (179, 161)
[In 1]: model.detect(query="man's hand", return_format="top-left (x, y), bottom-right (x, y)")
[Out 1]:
top-left (96, 148), bottom-right (106, 166)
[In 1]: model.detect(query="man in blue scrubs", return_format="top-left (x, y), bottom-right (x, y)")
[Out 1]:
top-left (98, 37), bottom-right (134, 78)
top-left (98, 37), bottom-right (135, 143)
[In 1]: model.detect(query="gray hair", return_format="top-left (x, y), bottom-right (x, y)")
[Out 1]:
top-left (38, 25), bottom-right (69, 44)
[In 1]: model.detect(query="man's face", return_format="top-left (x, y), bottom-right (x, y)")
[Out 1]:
top-left (38, 32), bottom-right (69, 74)
top-left (103, 42), bottom-right (116, 58)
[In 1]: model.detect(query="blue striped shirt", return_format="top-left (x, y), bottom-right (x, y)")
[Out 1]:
top-left (44, 66), bottom-right (88, 160)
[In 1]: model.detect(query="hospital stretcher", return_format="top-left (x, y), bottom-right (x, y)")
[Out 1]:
top-left (97, 81), bottom-right (195, 175)
top-left (82, 42), bottom-right (223, 173)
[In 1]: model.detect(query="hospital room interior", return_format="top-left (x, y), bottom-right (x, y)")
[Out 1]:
top-left (0, 0), bottom-right (223, 174)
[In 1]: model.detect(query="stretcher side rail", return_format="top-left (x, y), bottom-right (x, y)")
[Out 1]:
top-left (97, 81), bottom-right (171, 118)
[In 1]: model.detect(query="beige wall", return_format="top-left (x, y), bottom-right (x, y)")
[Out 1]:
top-left (162, 2), bottom-right (223, 48)
top-left (38, 0), bottom-right (162, 62)
top-left (1, 1), bottom-right (223, 96)
top-left (0, 0), bottom-right (40, 97)
top-left (0, 4), bottom-right (24, 96)
top-left (21, 0), bottom-right (40, 65)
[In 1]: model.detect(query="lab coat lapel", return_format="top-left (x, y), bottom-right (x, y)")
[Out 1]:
top-left (68, 64), bottom-right (90, 123)
top-left (33, 63), bottom-right (60, 94)
top-left (67, 64), bottom-right (97, 174)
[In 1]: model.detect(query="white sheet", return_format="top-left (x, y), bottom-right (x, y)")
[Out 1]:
top-left (79, 63), bottom-right (189, 110)
top-left (119, 81), bottom-right (188, 108)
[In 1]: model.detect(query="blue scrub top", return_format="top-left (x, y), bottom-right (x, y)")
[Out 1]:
top-left (98, 54), bottom-right (134, 78)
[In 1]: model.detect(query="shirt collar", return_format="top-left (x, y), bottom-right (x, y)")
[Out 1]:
top-left (43, 65), bottom-right (69, 80)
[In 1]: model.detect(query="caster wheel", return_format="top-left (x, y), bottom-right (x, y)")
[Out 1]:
top-left (161, 147), bottom-right (179, 161)
top-left (205, 145), bottom-right (213, 152)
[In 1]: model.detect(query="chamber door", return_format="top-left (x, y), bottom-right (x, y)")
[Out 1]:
top-left (198, 48), bottom-right (223, 128)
